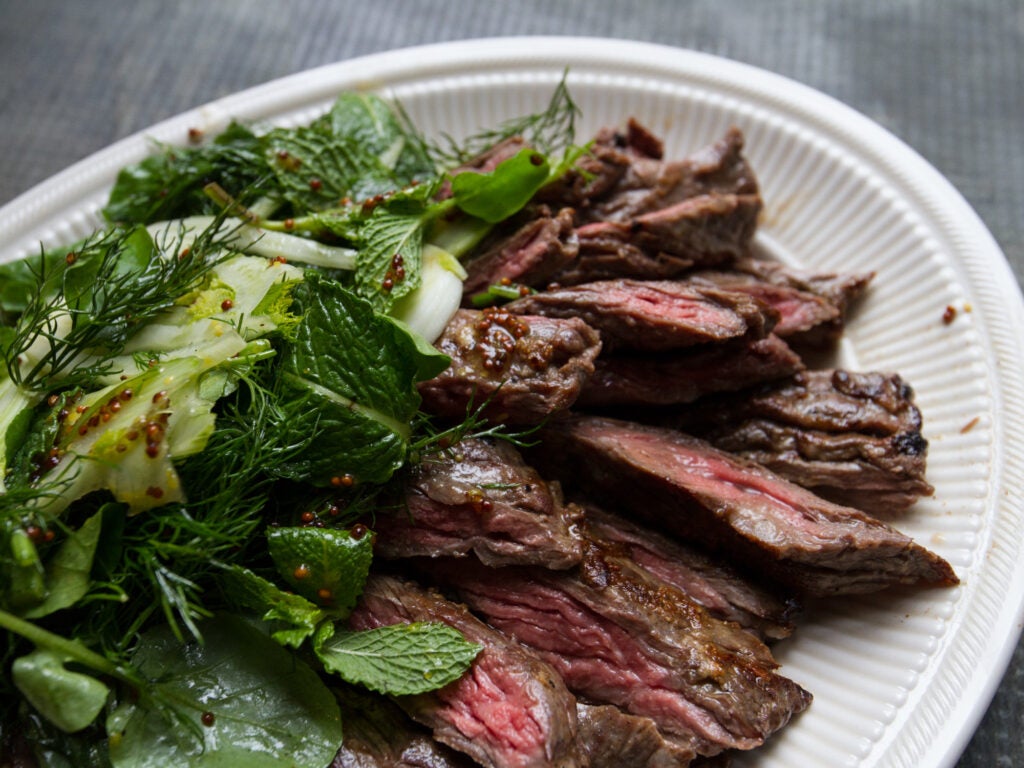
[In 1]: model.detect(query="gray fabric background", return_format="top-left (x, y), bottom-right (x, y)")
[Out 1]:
top-left (1, 1), bottom-right (1021, 765)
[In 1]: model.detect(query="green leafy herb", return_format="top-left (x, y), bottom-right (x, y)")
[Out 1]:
top-left (103, 122), bottom-right (272, 225)
top-left (21, 511), bottom-right (102, 619)
top-left (451, 147), bottom-right (551, 222)
top-left (105, 614), bottom-right (342, 768)
top-left (219, 565), bottom-right (328, 648)
top-left (315, 622), bottom-right (481, 696)
top-left (13, 648), bottom-right (111, 733)
top-left (267, 526), bottom-right (374, 614)
top-left (275, 275), bottom-right (446, 485)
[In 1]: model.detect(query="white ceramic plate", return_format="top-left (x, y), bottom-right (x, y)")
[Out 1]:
top-left (1, 37), bottom-right (1022, 768)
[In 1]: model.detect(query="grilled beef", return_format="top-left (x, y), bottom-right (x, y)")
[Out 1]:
top-left (582, 506), bottom-right (798, 640)
top-left (532, 415), bottom-right (957, 596)
top-left (669, 369), bottom-right (934, 512)
top-left (723, 258), bottom-right (874, 346)
top-left (462, 207), bottom-right (579, 298)
top-left (686, 270), bottom-right (840, 340)
top-left (374, 438), bottom-right (582, 569)
top-left (331, 686), bottom-right (476, 768)
top-left (544, 124), bottom-right (759, 224)
top-left (423, 542), bottom-right (810, 758)
top-left (505, 279), bottom-right (774, 353)
top-left (575, 702), bottom-right (698, 768)
top-left (556, 194), bottom-right (760, 285)
top-left (417, 308), bottom-right (600, 425)
top-left (347, 575), bottom-right (584, 768)
top-left (577, 334), bottom-right (803, 408)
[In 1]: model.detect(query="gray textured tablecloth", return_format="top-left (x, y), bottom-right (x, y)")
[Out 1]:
top-left (1, 1), bottom-right (1021, 765)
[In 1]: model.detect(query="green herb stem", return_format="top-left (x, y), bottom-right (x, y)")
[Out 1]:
top-left (0, 608), bottom-right (142, 687)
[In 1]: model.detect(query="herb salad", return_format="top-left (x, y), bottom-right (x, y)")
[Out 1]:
top-left (0, 83), bottom-right (582, 767)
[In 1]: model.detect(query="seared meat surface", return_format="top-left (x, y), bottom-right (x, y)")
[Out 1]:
top-left (373, 437), bottom-right (583, 569)
top-left (531, 415), bottom-right (956, 596)
top-left (669, 369), bottom-right (934, 512)
top-left (348, 575), bottom-right (585, 768)
top-left (505, 279), bottom-right (774, 353)
top-left (417, 308), bottom-right (601, 425)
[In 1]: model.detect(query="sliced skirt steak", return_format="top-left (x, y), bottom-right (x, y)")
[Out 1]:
top-left (374, 437), bottom-right (583, 569)
top-left (531, 415), bottom-right (957, 596)
top-left (347, 574), bottom-right (585, 768)
top-left (417, 308), bottom-right (601, 425)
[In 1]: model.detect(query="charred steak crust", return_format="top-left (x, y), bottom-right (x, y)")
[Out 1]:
top-left (669, 369), bottom-right (934, 512)
top-left (417, 308), bottom-right (601, 425)
top-left (531, 415), bottom-right (957, 596)
top-left (575, 701), bottom-right (698, 768)
top-left (580, 505), bottom-right (799, 641)
top-left (423, 543), bottom-right (810, 758)
top-left (374, 437), bottom-right (583, 569)
top-left (557, 194), bottom-right (760, 285)
top-left (461, 206), bottom-right (580, 297)
top-left (348, 574), bottom-right (585, 768)
top-left (577, 334), bottom-right (803, 408)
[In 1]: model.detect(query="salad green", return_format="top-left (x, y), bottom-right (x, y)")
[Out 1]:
top-left (0, 82), bottom-right (582, 766)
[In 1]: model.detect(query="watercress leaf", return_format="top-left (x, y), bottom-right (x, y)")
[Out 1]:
top-left (218, 564), bottom-right (327, 648)
top-left (106, 614), bottom-right (342, 768)
top-left (275, 276), bottom-right (434, 485)
top-left (450, 148), bottom-right (550, 223)
top-left (22, 511), bottom-right (103, 619)
top-left (12, 649), bottom-right (110, 733)
top-left (315, 623), bottom-right (481, 696)
top-left (266, 527), bottom-right (373, 615)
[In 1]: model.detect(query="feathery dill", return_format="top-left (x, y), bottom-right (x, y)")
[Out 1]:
top-left (419, 72), bottom-right (580, 168)
top-left (71, 365), bottom-right (311, 648)
top-left (4, 216), bottom-right (235, 393)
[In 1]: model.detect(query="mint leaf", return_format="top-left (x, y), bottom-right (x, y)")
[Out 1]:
top-left (315, 623), bottom-right (481, 696)
top-left (276, 276), bottom-right (434, 485)
top-left (351, 186), bottom-right (434, 311)
top-left (106, 614), bottom-right (341, 768)
top-left (13, 649), bottom-right (110, 733)
top-left (266, 527), bottom-right (373, 614)
top-left (324, 93), bottom-right (434, 184)
top-left (218, 565), bottom-right (328, 648)
top-left (451, 148), bottom-right (551, 223)
top-left (264, 125), bottom-right (378, 212)
top-left (22, 511), bottom-right (103, 619)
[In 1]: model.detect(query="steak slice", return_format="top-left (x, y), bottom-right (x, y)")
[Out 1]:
top-left (557, 194), bottom-right (760, 285)
top-left (531, 415), bottom-right (957, 596)
top-left (417, 308), bottom-right (600, 425)
top-left (670, 370), bottom-right (934, 512)
top-left (575, 702), bottom-right (697, 768)
top-left (727, 258), bottom-right (874, 346)
top-left (462, 207), bottom-right (579, 298)
top-left (347, 574), bottom-right (584, 768)
top-left (686, 270), bottom-right (840, 339)
top-left (577, 334), bottom-right (803, 408)
top-left (505, 279), bottom-right (774, 353)
top-left (587, 125), bottom-right (759, 223)
top-left (331, 686), bottom-right (476, 768)
top-left (423, 542), bottom-right (810, 758)
top-left (582, 506), bottom-right (798, 641)
top-left (374, 437), bottom-right (583, 569)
